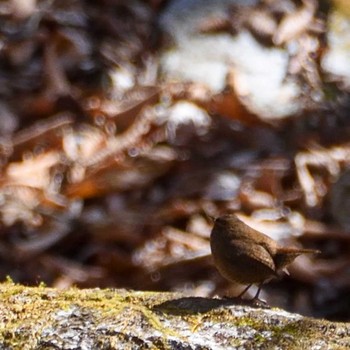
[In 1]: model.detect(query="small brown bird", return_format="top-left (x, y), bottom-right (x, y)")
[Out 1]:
top-left (210, 214), bottom-right (320, 300)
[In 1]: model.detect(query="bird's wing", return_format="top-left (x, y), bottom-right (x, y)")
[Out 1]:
top-left (233, 219), bottom-right (277, 248)
top-left (229, 239), bottom-right (276, 273)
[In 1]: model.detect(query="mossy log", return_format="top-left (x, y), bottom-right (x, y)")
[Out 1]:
top-left (0, 282), bottom-right (349, 349)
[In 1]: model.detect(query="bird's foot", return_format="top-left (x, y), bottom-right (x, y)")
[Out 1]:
top-left (221, 295), bottom-right (270, 308)
top-left (249, 297), bottom-right (270, 308)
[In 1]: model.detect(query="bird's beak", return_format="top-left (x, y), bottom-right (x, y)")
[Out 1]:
top-left (206, 214), bottom-right (216, 222)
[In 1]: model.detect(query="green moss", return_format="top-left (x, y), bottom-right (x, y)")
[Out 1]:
top-left (0, 283), bottom-right (348, 349)
top-left (0, 284), bottom-right (185, 349)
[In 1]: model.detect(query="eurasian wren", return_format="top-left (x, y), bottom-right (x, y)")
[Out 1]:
top-left (210, 214), bottom-right (320, 300)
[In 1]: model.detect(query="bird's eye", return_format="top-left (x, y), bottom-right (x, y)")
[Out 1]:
top-left (215, 218), bottom-right (223, 225)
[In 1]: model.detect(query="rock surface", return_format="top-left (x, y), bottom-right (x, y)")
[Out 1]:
top-left (0, 283), bottom-right (349, 349)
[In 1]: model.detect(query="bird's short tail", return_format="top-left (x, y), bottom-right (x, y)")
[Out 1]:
top-left (277, 247), bottom-right (321, 255)
top-left (274, 247), bottom-right (320, 270)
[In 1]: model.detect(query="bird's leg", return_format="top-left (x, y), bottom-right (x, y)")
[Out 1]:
top-left (237, 284), bottom-right (252, 298)
top-left (223, 284), bottom-right (252, 299)
top-left (249, 283), bottom-right (269, 307)
top-left (251, 283), bottom-right (262, 300)
top-left (224, 283), bottom-right (269, 308)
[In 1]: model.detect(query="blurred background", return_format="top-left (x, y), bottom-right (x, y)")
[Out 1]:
top-left (0, 0), bottom-right (349, 321)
